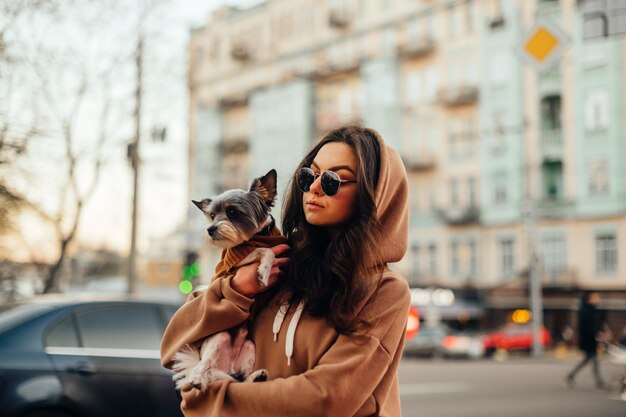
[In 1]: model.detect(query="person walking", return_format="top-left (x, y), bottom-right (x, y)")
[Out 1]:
top-left (566, 291), bottom-right (605, 389)
top-left (161, 126), bottom-right (411, 416)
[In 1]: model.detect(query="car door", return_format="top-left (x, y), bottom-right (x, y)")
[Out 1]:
top-left (45, 303), bottom-right (182, 417)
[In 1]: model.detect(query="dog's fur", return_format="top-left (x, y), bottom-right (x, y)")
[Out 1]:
top-left (171, 169), bottom-right (280, 391)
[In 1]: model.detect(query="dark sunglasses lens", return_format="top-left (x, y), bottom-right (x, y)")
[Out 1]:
top-left (298, 168), bottom-right (314, 192)
top-left (321, 172), bottom-right (340, 196)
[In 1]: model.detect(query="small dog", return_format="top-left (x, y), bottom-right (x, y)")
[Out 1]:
top-left (172, 169), bottom-right (283, 391)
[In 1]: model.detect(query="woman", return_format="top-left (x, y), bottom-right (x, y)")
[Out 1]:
top-left (161, 126), bottom-right (411, 416)
top-left (566, 291), bottom-right (605, 388)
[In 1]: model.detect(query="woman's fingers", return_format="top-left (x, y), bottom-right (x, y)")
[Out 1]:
top-left (271, 244), bottom-right (290, 257)
top-left (273, 257), bottom-right (289, 268)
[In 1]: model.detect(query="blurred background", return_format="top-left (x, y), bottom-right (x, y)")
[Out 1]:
top-left (2, 0), bottom-right (626, 415)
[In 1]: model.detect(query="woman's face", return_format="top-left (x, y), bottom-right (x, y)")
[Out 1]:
top-left (302, 142), bottom-right (359, 228)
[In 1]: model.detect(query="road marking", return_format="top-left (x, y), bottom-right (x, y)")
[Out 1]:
top-left (400, 382), bottom-right (471, 396)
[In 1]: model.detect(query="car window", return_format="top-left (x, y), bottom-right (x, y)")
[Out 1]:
top-left (159, 304), bottom-right (180, 328)
top-left (505, 325), bottom-right (529, 335)
top-left (75, 305), bottom-right (163, 350)
top-left (46, 315), bottom-right (80, 348)
top-left (0, 303), bottom-right (54, 335)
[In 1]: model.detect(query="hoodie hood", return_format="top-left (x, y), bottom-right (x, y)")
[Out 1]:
top-left (370, 128), bottom-right (409, 264)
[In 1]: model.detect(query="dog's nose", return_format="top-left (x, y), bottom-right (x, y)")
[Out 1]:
top-left (207, 226), bottom-right (217, 237)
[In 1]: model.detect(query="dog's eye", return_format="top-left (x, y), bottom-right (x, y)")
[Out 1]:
top-left (210, 213), bottom-right (216, 220)
top-left (227, 208), bottom-right (238, 219)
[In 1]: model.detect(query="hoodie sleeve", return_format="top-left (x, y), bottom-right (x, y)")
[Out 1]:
top-left (160, 275), bottom-right (255, 368)
top-left (178, 275), bottom-right (411, 417)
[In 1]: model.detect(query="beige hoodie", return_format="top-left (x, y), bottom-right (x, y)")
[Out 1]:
top-left (160, 130), bottom-right (411, 417)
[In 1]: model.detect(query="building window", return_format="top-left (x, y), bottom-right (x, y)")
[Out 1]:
top-left (541, 236), bottom-right (566, 277)
top-left (490, 51), bottom-right (512, 85)
top-left (499, 238), bottom-right (515, 278)
top-left (542, 160), bottom-right (563, 199)
top-left (589, 159), bottom-right (609, 195)
top-left (450, 178), bottom-right (459, 206)
top-left (583, 39), bottom-right (607, 66)
top-left (381, 26), bottom-right (396, 57)
top-left (424, 67), bottom-right (438, 103)
top-left (429, 243), bottom-right (437, 277)
top-left (468, 177), bottom-right (477, 207)
top-left (585, 88), bottom-right (609, 131)
top-left (411, 244), bottom-right (420, 283)
top-left (596, 233), bottom-right (617, 274)
top-left (450, 241), bottom-right (460, 277)
top-left (494, 177), bottom-right (508, 205)
top-left (540, 95), bottom-right (562, 131)
top-left (406, 70), bottom-right (422, 106)
top-left (469, 240), bottom-right (478, 279)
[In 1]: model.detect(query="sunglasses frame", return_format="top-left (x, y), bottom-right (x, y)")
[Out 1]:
top-left (297, 167), bottom-right (357, 196)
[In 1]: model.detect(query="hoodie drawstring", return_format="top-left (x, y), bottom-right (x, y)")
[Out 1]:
top-left (272, 301), bottom-right (305, 366)
top-left (272, 303), bottom-right (289, 341)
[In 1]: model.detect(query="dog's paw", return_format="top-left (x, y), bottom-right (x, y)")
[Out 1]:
top-left (246, 369), bottom-right (268, 383)
top-left (256, 263), bottom-right (270, 287)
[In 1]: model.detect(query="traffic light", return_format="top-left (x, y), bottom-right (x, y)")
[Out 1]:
top-left (180, 251), bottom-right (200, 294)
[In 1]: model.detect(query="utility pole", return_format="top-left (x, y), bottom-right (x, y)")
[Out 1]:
top-left (521, 80), bottom-right (544, 359)
top-left (127, 36), bottom-right (143, 294)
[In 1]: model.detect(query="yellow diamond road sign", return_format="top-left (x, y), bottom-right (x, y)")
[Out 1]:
top-left (519, 19), bottom-right (570, 72)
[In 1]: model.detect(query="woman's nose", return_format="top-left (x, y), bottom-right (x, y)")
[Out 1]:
top-left (308, 175), bottom-right (324, 196)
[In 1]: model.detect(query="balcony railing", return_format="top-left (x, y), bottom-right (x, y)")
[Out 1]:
top-left (402, 152), bottom-right (437, 171)
top-left (541, 269), bottom-right (578, 288)
top-left (535, 197), bottom-right (575, 219)
top-left (540, 128), bottom-right (563, 160)
top-left (438, 86), bottom-right (479, 107)
top-left (218, 93), bottom-right (248, 108)
top-left (231, 41), bottom-right (252, 61)
top-left (437, 205), bottom-right (480, 225)
top-left (220, 138), bottom-right (249, 155)
top-left (329, 9), bottom-right (350, 28)
top-left (398, 36), bottom-right (436, 59)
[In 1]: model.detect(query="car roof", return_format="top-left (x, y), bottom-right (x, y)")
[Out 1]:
top-left (10, 293), bottom-right (183, 308)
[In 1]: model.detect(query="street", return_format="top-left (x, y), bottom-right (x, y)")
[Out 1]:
top-left (399, 355), bottom-right (626, 417)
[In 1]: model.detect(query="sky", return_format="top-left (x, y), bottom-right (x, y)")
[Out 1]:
top-left (7, 0), bottom-right (263, 262)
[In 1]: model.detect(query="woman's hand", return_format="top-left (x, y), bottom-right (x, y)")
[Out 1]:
top-left (231, 244), bottom-right (290, 297)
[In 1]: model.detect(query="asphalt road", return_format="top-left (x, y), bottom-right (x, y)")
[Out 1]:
top-left (398, 355), bottom-right (626, 417)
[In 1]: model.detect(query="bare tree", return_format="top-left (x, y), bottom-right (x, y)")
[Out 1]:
top-left (1, 0), bottom-right (168, 292)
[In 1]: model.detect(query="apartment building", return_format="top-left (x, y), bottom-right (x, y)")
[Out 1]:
top-left (187, 0), bottom-right (626, 334)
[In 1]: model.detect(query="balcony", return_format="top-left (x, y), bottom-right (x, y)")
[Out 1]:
top-left (402, 151), bottom-right (437, 171)
top-left (398, 36), bottom-right (436, 59)
top-left (542, 269), bottom-right (578, 288)
top-left (218, 93), bottom-right (247, 108)
top-left (437, 206), bottom-right (480, 225)
top-left (535, 197), bottom-right (575, 219)
top-left (438, 86), bottom-right (479, 107)
top-left (329, 9), bottom-right (350, 28)
top-left (220, 138), bottom-right (249, 155)
top-left (327, 56), bottom-right (360, 74)
top-left (231, 40), bottom-right (252, 61)
top-left (539, 128), bottom-right (563, 161)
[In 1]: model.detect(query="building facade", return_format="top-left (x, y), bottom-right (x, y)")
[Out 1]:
top-left (187, 0), bottom-right (626, 336)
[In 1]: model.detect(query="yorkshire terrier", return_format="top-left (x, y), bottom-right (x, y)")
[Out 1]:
top-left (171, 169), bottom-right (284, 391)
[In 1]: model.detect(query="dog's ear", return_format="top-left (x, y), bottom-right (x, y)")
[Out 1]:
top-left (249, 169), bottom-right (277, 207)
top-left (192, 198), bottom-right (212, 212)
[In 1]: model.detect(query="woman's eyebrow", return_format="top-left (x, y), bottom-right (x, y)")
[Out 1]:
top-left (311, 161), bottom-right (356, 174)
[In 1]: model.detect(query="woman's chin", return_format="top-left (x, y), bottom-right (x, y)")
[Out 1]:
top-left (304, 211), bottom-right (327, 226)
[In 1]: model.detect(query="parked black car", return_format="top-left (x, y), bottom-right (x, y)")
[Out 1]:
top-left (0, 295), bottom-right (184, 417)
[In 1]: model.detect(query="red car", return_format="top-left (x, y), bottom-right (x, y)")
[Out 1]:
top-left (481, 322), bottom-right (551, 355)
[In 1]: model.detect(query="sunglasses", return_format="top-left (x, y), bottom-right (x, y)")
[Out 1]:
top-left (297, 167), bottom-right (357, 196)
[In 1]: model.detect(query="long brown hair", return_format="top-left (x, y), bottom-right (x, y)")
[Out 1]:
top-left (281, 126), bottom-right (384, 334)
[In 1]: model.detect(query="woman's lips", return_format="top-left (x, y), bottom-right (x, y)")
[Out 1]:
top-left (306, 200), bottom-right (323, 209)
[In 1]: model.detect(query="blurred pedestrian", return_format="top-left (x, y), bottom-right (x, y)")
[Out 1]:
top-left (566, 291), bottom-right (605, 389)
